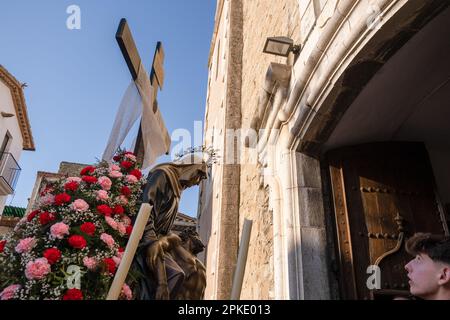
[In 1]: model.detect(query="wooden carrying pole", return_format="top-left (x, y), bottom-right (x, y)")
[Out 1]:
top-left (230, 219), bottom-right (253, 300)
top-left (106, 203), bottom-right (152, 300)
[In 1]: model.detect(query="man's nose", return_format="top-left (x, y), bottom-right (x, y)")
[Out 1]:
top-left (405, 260), bottom-right (412, 273)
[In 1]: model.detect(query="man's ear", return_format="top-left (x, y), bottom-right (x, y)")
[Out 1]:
top-left (438, 266), bottom-right (450, 285)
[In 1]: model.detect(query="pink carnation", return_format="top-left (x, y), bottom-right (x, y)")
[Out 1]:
top-left (117, 222), bottom-right (126, 236)
top-left (116, 195), bottom-right (128, 205)
top-left (0, 284), bottom-right (21, 300)
top-left (121, 215), bottom-right (131, 227)
top-left (125, 175), bottom-right (138, 184)
top-left (15, 237), bottom-right (37, 254)
top-left (83, 257), bottom-right (97, 270)
top-left (100, 233), bottom-right (115, 248)
top-left (98, 176), bottom-right (112, 191)
top-left (124, 153), bottom-right (137, 162)
top-left (110, 164), bottom-right (121, 171)
top-left (50, 222), bottom-right (70, 239)
top-left (25, 258), bottom-right (51, 280)
top-left (96, 190), bottom-right (109, 201)
top-left (121, 283), bottom-right (132, 300)
top-left (66, 177), bottom-right (82, 183)
top-left (113, 255), bottom-right (122, 266)
top-left (105, 216), bottom-right (118, 230)
top-left (109, 170), bottom-right (123, 179)
top-left (71, 199), bottom-right (89, 212)
top-left (39, 194), bottom-right (55, 206)
top-left (14, 218), bottom-right (27, 231)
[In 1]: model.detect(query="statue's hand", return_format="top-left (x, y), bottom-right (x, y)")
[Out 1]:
top-left (146, 241), bottom-right (164, 269)
top-left (155, 283), bottom-right (169, 300)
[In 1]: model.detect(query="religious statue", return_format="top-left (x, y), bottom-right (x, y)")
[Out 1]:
top-left (132, 156), bottom-right (208, 300)
top-left (174, 229), bottom-right (207, 300)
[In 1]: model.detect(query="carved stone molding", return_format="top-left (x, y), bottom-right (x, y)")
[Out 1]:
top-left (0, 65), bottom-right (35, 151)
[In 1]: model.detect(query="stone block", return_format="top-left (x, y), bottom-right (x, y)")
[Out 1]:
top-left (294, 152), bottom-right (322, 188)
top-left (297, 187), bottom-right (326, 228)
top-left (300, 226), bottom-right (331, 299)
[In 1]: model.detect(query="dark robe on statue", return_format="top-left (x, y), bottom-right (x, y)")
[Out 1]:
top-left (132, 160), bottom-right (207, 300)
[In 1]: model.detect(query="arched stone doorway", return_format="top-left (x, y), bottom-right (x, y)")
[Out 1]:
top-left (255, 0), bottom-right (450, 299)
top-left (320, 4), bottom-right (450, 300)
top-left (295, 2), bottom-right (450, 300)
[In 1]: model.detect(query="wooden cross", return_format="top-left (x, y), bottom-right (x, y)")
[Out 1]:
top-left (115, 18), bottom-right (169, 163)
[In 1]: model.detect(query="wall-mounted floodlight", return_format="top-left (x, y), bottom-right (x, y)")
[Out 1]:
top-left (263, 36), bottom-right (301, 57)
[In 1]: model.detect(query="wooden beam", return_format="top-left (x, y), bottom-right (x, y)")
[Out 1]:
top-left (151, 42), bottom-right (165, 90)
top-left (116, 18), bottom-right (141, 81)
top-left (115, 19), bottom-right (170, 163)
top-left (133, 123), bottom-right (144, 161)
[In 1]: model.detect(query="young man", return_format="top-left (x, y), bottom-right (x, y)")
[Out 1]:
top-left (404, 233), bottom-right (450, 300)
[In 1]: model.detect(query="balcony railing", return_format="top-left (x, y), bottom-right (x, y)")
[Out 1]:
top-left (0, 152), bottom-right (21, 195)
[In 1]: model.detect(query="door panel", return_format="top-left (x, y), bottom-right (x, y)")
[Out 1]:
top-left (327, 142), bottom-right (448, 300)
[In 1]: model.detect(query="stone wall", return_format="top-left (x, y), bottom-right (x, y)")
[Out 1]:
top-left (0, 216), bottom-right (19, 237)
top-left (238, 0), bottom-right (301, 299)
top-left (58, 162), bottom-right (88, 176)
top-left (240, 185), bottom-right (273, 299)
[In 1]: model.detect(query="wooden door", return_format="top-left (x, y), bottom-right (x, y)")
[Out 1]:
top-left (327, 142), bottom-right (449, 300)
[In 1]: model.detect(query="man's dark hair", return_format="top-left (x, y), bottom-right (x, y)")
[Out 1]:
top-left (406, 233), bottom-right (450, 265)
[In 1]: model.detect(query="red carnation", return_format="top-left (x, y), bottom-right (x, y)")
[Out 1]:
top-left (120, 161), bottom-right (133, 170)
top-left (129, 169), bottom-right (142, 180)
top-left (121, 186), bottom-right (131, 197)
top-left (80, 166), bottom-right (95, 176)
top-left (55, 193), bottom-right (71, 206)
top-left (113, 205), bottom-right (125, 215)
top-left (27, 210), bottom-right (40, 222)
top-left (118, 247), bottom-right (125, 253)
top-left (80, 222), bottom-right (96, 236)
top-left (39, 212), bottom-right (56, 225)
top-left (63, 288), bottom-right (83, 300)
top-left (64, 181), bottom-right (79, 191)
top-left (82, 175), bottom-right (98, 184)
top-left (113, 155), bottom-right (121, 162)
top-left (124, 151), bottom-right (135, 156)
top-left (103, 258), bottom-right (116, 274)
top-left (40, 186), bottom-right (53, 196)
top-left (68, 235), bottom-right (87, 249)
top-left (43, 248), bottom-right (61, 265)
top-left (126, 225), bottom-right (133, 236)
top-left (0, 240), bottom-right (6, 253)
top-left (97, 204), bottom-right (113, 217)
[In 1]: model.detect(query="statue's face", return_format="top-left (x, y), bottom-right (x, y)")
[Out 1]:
top-left (180, 169), bottom-right (207, 189)
top-left (181, 230), bottom-right (205, 255)
top-left (190, 235), bottom-right (206, 255)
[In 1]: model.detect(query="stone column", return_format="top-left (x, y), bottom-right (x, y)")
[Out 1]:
top-left (290, 150), bottom-right (331, 299)
top-left (269, 127), bottom-right (331, 299)
top-left (216, 0), bottom-right (243, 300)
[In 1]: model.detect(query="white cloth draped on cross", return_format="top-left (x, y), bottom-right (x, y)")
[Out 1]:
top-left (102, 62), bottom-right (171, 170)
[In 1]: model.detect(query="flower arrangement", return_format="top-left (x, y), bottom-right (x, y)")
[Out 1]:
top-left (0, 150), bottom-right (144, 300)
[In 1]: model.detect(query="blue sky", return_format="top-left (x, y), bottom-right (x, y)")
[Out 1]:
top-left (0, 0), bottom-right (216, 216)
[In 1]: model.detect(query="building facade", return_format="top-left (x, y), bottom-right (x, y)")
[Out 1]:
top-left (199, 0), bottom-right (450, 300)
top-left (0, 205), bottom-right (25, 236)
top-left (0, 65), bottom-right (35, 215)
top-left (26, 162), bottom-right (89, 214)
